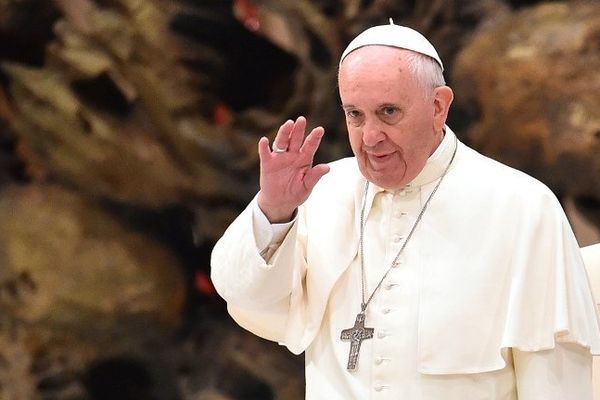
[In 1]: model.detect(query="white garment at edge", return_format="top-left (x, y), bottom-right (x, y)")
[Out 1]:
top-left (211, 127), bottom-right (600, 399)
top-left (582, 243), bottom-right (600, 400)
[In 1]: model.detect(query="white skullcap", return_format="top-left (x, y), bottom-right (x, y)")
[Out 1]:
top-left (340, 19), bottom-right (444, 71)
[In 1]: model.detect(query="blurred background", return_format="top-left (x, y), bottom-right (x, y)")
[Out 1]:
top-left (0, 0), bottom-right (599, 399)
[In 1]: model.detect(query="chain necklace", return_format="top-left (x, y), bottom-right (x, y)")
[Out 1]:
top-left (340, 136), bottom-right (458, 371)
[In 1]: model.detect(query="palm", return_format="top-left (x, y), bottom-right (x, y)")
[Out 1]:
top-left (257, 116), bottom-right (329, 223)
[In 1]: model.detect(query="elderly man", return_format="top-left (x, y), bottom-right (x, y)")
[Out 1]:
top-left (211, 22), bottom-right (600, 399)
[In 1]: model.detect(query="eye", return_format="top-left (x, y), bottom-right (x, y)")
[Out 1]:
top-left (377, 106), bottom-right (402, 123)
top-left (346, 109), bottom-right (362, 119)
top-left (344, 109), bottom-right (364, 126)
top-left (380, 106), bottom-right (397, 116)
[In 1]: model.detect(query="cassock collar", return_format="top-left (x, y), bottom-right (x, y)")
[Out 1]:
top-left (362, 125), bottom-right (458, 206)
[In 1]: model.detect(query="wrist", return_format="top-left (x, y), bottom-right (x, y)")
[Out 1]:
top-left (257, 194), bottom-right (296, 224)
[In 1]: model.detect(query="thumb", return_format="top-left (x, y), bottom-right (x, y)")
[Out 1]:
top-left (303, 164), bottom-right (330, 191)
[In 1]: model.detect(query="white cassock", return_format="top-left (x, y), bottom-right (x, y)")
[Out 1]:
top-left (211, 127), bottom-right (600, 399)
top-left (582, 243), bottom-right (600, 400)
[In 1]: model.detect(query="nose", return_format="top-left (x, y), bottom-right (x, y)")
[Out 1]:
top-left (362, 117), bottom-right (386, 147)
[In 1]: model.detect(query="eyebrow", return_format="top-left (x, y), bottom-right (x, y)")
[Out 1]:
top-left (341, 103), bottom-right (399, 109)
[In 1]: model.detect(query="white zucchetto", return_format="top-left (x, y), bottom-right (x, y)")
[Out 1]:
top-left (340, 19), bottom-right (444, 71)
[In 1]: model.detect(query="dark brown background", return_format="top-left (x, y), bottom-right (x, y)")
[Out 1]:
top-left (0, 1), bottom-right (598, 399)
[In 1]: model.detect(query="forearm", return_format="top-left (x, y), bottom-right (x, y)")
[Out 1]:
top-left (210, 198), bottom-right (300, 309)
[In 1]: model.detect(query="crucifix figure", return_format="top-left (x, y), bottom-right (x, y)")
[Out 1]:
top-left (340, 312), bottom-right (374, 370)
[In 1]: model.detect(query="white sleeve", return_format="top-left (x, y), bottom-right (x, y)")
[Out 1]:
top-left (252, 199), bottom-right (295, 260)
top-left (513, 342), bottom-right (593, 399)
top-left (211, 198), bottom-right (301, 311)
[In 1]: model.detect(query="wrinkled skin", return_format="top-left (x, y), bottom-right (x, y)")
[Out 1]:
top-left (338, 46), bottom-right (453, 190)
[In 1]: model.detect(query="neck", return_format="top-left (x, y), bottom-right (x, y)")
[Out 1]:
top-left (430, 128), bottom-right (445, 156)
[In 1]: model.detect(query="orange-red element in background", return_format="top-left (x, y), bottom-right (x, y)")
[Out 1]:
top-left (195, 271), bottom-right (217, 296)
top-left (234, 0), bottom-right (260, 32)
top-left (212, 102), bottom-right (233, 127)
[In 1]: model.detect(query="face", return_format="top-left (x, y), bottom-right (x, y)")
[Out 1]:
top-left (338, 46), bottom-right (452, 190)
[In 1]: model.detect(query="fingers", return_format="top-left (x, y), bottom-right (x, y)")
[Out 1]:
top-left (258, 136), bottom-right (272, 163)
top-left (300, 126), bottom-right (325, 159)
top-left (288, 116), bottom-right (307, 152)
top-left (273, 116), bottom-right (308, 153)
top-left (272, 119), bottom-right (294, 152)
top-left (264, 116), bottom-right (325, 159)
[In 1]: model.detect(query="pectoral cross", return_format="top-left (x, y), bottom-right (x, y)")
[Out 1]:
top-left (340, 312), bottom-right (374, 371)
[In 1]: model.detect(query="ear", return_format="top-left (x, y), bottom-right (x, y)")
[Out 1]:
top-left (432, 86), bottom-right (454, 131)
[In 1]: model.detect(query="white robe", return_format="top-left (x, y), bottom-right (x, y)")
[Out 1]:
top-left (211, 128), bottom-right (600, 399)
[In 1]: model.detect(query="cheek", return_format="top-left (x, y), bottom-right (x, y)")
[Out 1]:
top-left (388, 126), bottom-right (421, 149)
top-left (386, 130), bottom-right (407, 149)
top-left (347, 128), bottom-right (363, 150)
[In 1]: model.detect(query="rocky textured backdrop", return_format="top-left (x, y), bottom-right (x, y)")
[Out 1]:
top-left (0, 0), bottom-right (598, 399)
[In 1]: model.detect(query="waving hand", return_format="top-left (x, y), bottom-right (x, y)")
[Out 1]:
top-left (257, 116), bottom-right (330, 223)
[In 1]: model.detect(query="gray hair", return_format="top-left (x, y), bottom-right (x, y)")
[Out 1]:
top-left (403, 50), bottom-right (446, 95)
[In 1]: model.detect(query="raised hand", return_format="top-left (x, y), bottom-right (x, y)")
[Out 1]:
top-left (257, 116), bottom-right (330, 223)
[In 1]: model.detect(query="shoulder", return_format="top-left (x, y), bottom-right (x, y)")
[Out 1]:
top-left (449, 142), bottom-right (565, 225)
top-left (313, 157), bottom-right (361, 192)
top-left (458, 143), bottom-right (556, 200)
top-left (304, 156), bottom-right (361, 209)
top-left (326, 156), bottom-right (360, 176)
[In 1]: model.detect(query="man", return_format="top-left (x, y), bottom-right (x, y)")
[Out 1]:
top-left (211, 22), bottom-right (600, 399)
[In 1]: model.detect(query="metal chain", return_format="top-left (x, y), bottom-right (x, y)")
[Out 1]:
top-left (359, 137), bottom-right (458, 313)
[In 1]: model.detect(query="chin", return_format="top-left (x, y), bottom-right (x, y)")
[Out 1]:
top-left (358, 160), bottom-right (406, 188)
top-left (365, 174), bottom-right (400, 190)
top-left (375, 181), bottom-right (403, 191)
top-left (368, 168), bottom-right (407, 188)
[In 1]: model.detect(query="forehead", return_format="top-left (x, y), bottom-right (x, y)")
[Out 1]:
top-left (338, 46), bottom-right (417, 103)
top-left (339, 45), bottom-right (410, 78)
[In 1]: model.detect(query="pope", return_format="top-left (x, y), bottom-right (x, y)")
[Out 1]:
top-left (211, 21), bottom-right (600, 399)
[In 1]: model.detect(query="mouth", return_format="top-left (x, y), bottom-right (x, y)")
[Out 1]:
top-left (364, 152), bottom-right (397, 170)
top-left (367, 152), bottom-right (394, 161)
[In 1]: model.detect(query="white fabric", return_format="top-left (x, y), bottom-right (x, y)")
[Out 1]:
top-left (583, 244), bottom-right (600, 305)
top-left (340, 23), bottom-right (444, 70)
top-left (581, 243), bottom-right (600, 400)
top-left (248, 204), bottom-right (595, 399)
top-left (211, 127), bottom-right (600, 398)
top-left (514, 343), bottom-right (593, 399)
top-left (252, 200), bottom-right (293, 259)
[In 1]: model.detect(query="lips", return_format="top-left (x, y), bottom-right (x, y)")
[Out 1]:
top-left (367, 151), bottom-right (393, 159)
top-left (365, 152), bottom-right (395, 169)
top-left (372, 153), bottom-right (391, 158)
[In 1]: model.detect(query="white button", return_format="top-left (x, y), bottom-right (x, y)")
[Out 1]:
top-left (394, 210), bottom-right (407, 218)
top-left (384, 283), bottom-right (396, 290)
top-left (393, 235), bottom-right (403, 243)
top-left (374, 357), bottom-right (383, 365)
top-left (377, 331), bottom-right (387, 339)
top-left (374, 384), bottom-right (383, 392)
top-left (382, 308), bottom-right (391, 314)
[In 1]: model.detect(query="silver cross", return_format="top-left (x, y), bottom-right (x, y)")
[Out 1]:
top-left (340, 312), bottom-right (374, 370)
